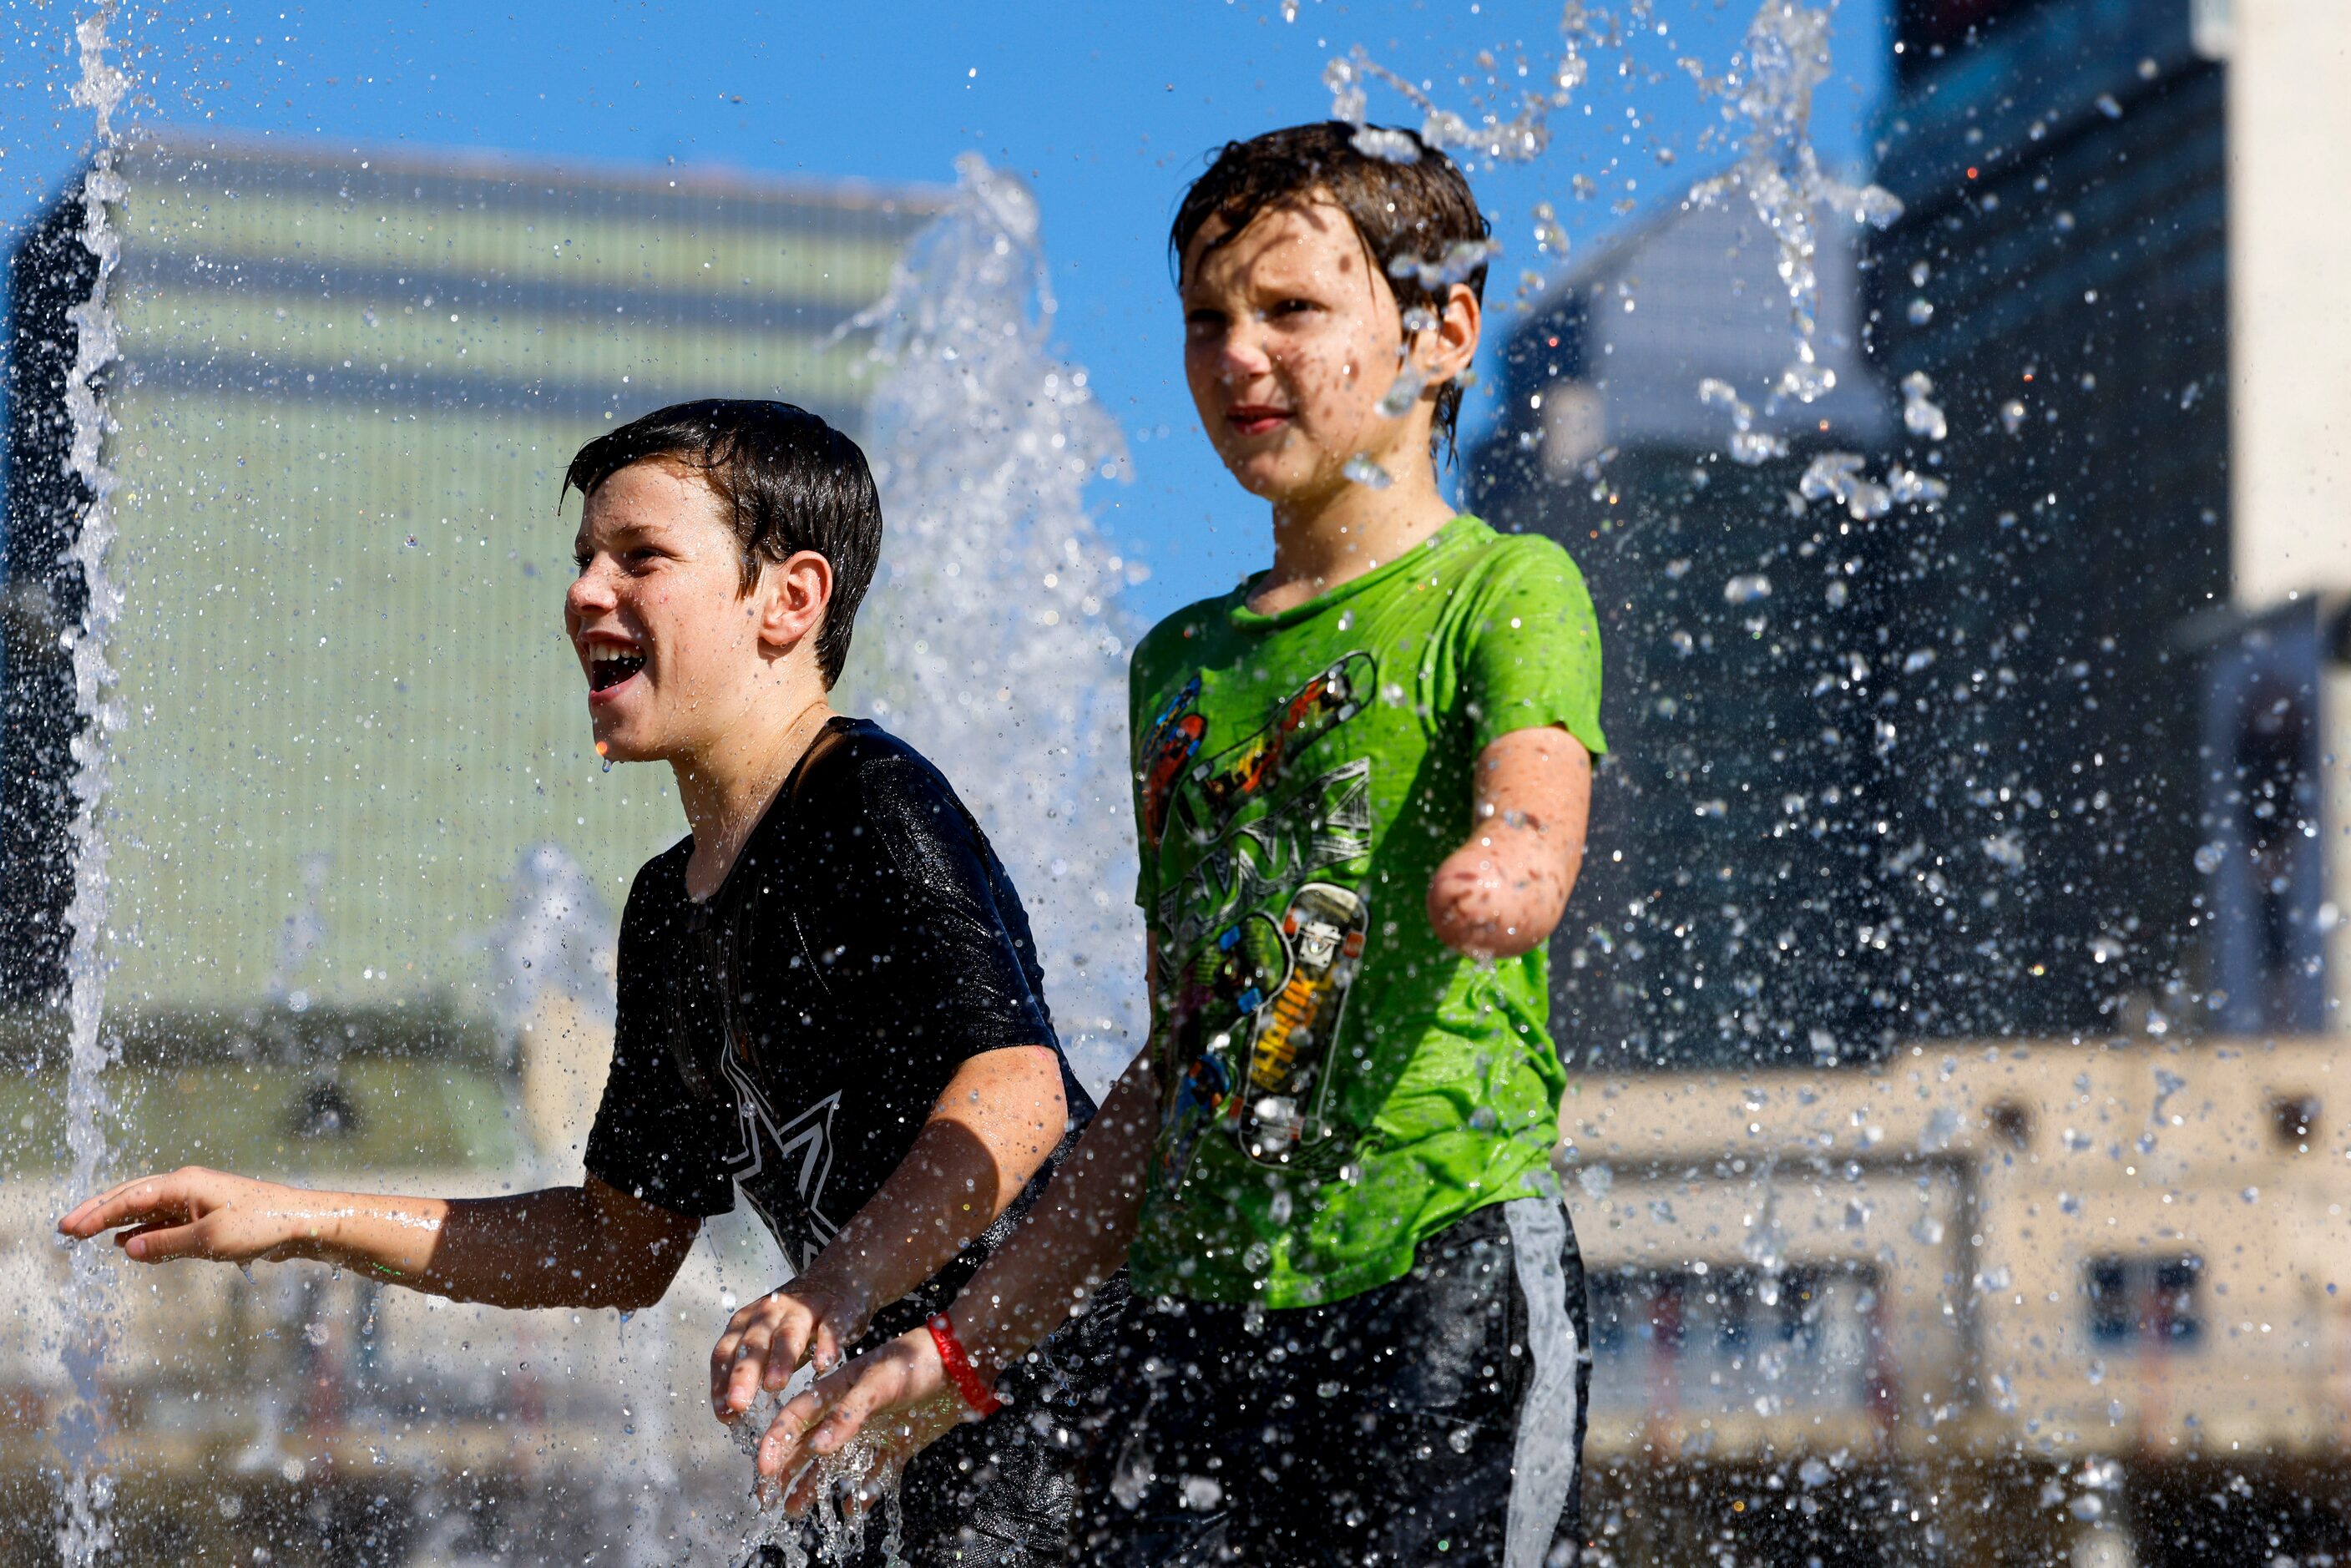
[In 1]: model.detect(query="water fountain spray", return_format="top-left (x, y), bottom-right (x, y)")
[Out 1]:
top-left (1325, 1), bottom-right (1914, 487)
top-left (54, 6), bottom-right (129, 1561)
top-left (844, 153), bottom-right (1142, 1093)
top-left (1686, 1), bottom-right (1903, 411)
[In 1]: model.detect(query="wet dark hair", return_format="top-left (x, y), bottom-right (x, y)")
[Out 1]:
top-left (563, 399), bottom-right (881, 687)
top-left (1169, 121), bottom-right (1492, 462)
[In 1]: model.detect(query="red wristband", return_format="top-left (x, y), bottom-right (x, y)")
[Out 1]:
top-left (926, 1313), bottom-right (1004, 1417)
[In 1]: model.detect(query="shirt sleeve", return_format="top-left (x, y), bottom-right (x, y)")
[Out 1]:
top-left (816, 756), bottom-right (1057, 1076)
top-left (1128, 653), bottom-right (1159, 915)
top-left (581, 862), bottom-right (739, 1218)
top-left (1459, 535), bottom-right (1609, 758)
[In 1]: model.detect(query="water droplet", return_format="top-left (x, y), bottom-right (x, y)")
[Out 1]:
top-left (1181, 1476), bottom-right (1223, 1510)
top-left (1350, 126), bottom-right (1423, 164)
top-left (1899, 370), bottom-right (1948, 440)
top-left (1342, 453), bottom-right (1394, 490)
top-left (1376, 365), bottom-right (1429, 419)
top-left (1798, 453), bottom-right (1892, 518)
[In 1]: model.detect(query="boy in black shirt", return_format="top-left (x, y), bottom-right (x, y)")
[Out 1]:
top-left (61, 400), bottom-right (1101, 1566)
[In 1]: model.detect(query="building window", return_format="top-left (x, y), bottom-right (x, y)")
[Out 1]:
top-left (2271, 1093), bottom-right (2319, 1151)
top-left (2084, 1254), bottom-right (2203, 1348)
top-left (1588, 1261), bottom-right (1879, 1412)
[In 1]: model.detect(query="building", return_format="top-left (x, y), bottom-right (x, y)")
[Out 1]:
top-left (3, 133), bottom-right (939, 1019)
top-left (1860, 0), bottom-right (2237, 1044)
top-left (1472, 0), bottom-right (2348, 1065)
top-left (1565, 1035), bottom-right (2351, 1568)
top-left (1469, 190), bottom-right (1914, 1070)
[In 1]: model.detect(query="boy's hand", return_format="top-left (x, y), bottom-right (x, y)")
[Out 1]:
top-left (757, 1327), bottom-right (967, 1512)
top-left (712, 1280), bottom-right (874, 1421)
top-left (56, 1167), bottom-right (331, 1264)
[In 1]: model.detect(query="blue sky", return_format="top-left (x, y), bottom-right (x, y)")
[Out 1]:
top-left (3, 0), bottom-right (1888, 621)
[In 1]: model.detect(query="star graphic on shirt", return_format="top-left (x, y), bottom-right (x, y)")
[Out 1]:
top-left (719, 1048), bottom-right (842, 1269)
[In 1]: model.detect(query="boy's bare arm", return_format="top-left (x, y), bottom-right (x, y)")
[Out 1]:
top-left (56, 1168), bottom-right (698, 1312)
top-left (1426, 724), bottom-right (1593, 960)
top-left (709, 1043), bottom-right (1069, 1418)
top-left (751, 1044), bottom-right (1160, 1494)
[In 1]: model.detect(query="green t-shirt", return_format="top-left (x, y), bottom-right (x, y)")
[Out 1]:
top-left (1125, 514), bottom-right (1607, 1308)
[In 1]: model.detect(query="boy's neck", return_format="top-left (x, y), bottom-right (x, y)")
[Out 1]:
top-left (1251, 457), bottom-right (1458, 617)
top-left (672, 681), bottom-right (835, 901)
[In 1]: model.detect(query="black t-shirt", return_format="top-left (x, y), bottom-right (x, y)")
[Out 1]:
top-left (584, 717), bottom-right (1095, 1337)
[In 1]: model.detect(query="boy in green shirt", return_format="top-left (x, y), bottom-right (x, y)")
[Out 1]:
top-left (764, 123), bottom-right (1605, 1567)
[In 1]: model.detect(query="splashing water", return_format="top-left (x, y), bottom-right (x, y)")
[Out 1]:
top-left (843, 154), bottom-right (1141, 1092)
top-left (1326, 3), bottom-right (1591, 165)
top-left (1697, 377), bottom-right (1791, 467)
top-left (1900, 369), bottom-right (1949, 442)
top-left (729, 1388), bottom-right (906, 1568)
top-left (484, 842), bottom-right (618, 1040)
top-left (55, 6), bottom-right (129, 1562)
top-left (1386, 237), bottom-right (1505, 292)
top-left (1797, 451), bottom-right (1893, 519)
top-left (1686, 2), bottom-right (1903, 411)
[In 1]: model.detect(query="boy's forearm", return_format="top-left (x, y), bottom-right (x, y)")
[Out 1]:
top-left (307, 1189), bottom-right (449, 1281)
top-left (791, 1045), bottom-right (1070, 1324)
top-left (791, 1115), bottom-right (1024, 1323)
top-left (953, 1052), bottom-right (1158, 1384)
top-left (331, 1184), bottom-right (687, 1312)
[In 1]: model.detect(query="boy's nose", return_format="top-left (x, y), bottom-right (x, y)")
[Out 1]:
top-left (1215, 327), bottom-right (1274, 383)
top-left (566, 564), bottom-right (619, 615)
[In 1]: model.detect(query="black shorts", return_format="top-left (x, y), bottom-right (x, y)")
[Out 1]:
top-left (757, 1277), bottom-right (1133, 1568)
top-left (1070, 1196), bottom-right (1590, 1568)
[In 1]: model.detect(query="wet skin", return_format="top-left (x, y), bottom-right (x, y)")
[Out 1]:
top-left (1179, 197), bottom-right (1476, 614)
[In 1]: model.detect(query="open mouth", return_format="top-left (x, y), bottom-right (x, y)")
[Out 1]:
top-left (1226, 405), bottom-right (1291, 438)
top-left (588, 652), bottom-right (645, 693)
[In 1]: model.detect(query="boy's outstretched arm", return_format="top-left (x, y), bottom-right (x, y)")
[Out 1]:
top-left (1426, 723), bottom-right (1593, 959)
top-left (56, 1169), bottom-right (698, 1312)
top-left (709, 1043), bottom-right (1069, 1419)
top-left (754, 1042), bottom-right (1160, 1500)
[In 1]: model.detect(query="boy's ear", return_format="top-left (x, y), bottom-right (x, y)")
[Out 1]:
top-left (1414, 281), bottom-right (1482, 387)
top-left (756, 549), bottom-right (833, 661)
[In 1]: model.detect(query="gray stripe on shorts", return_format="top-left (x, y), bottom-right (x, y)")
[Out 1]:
top-left (1503, 1194), bottom-right (1580, 1568)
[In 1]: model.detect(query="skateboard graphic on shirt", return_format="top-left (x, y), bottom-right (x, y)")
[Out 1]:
top-left (1155, 878), bottom-right (1369, 1177)
top-left (1155, 651), bottom-right (1373, 852)
top-left (1140, 652), bottom-right (1381, 1181)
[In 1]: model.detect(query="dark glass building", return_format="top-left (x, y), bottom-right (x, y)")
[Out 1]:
top-left (1472, 0), bottom-right (2235, 1065)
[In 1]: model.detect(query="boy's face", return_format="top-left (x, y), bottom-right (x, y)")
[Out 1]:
top-left (1180, 199), bottom-right (1432, 509)
top-left (565, 460), bottom-right (772, 765)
